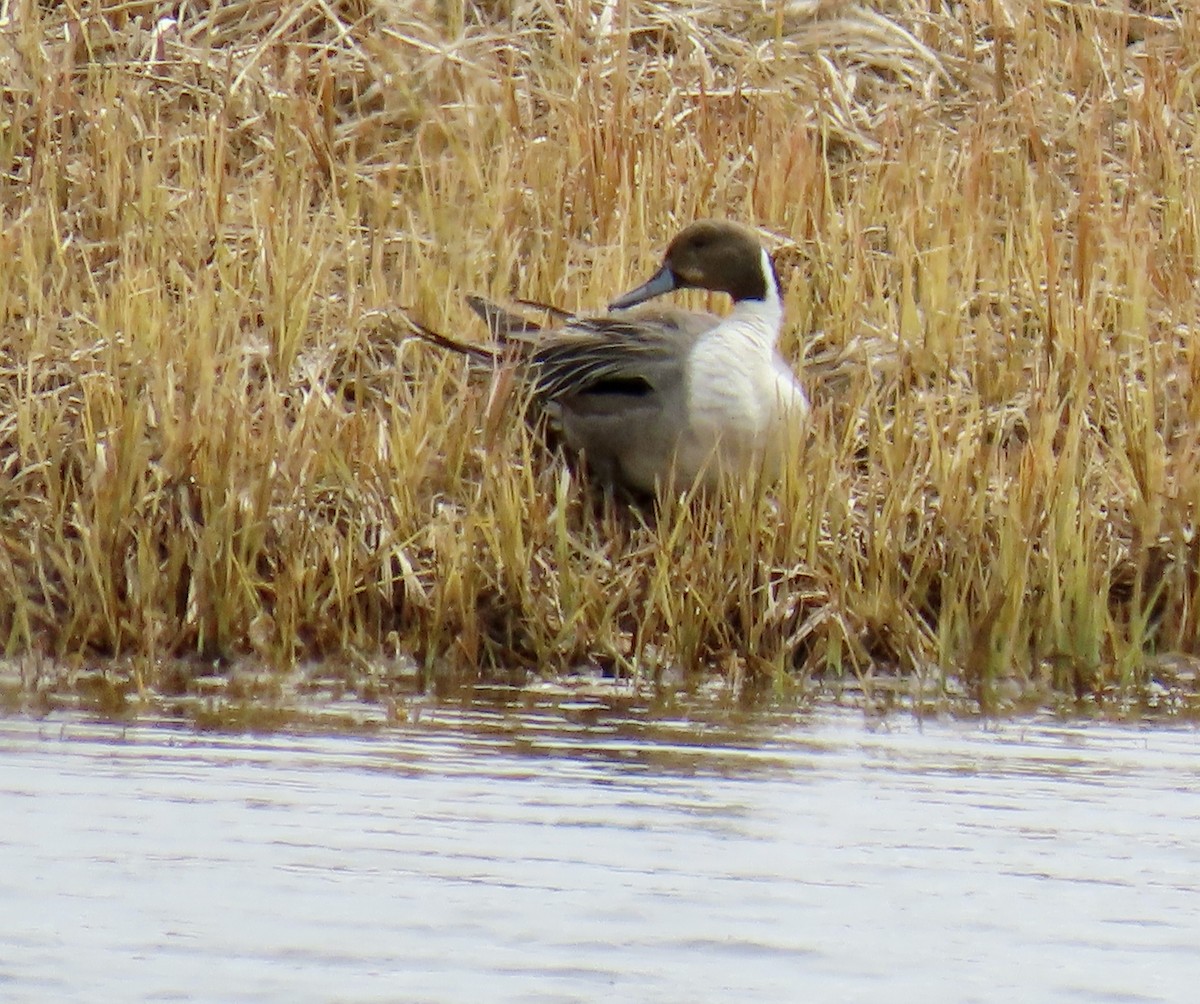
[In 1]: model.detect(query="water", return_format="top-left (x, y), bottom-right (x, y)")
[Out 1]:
top-left (2, 698), bottom-right (1198, 1003)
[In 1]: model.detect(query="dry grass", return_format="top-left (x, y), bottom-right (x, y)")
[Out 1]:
top-left (2, 0), bottom-right (1199, 717)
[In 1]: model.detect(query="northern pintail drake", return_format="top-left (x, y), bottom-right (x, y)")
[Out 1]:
top-left (406, 220), bottom-right (810, 495)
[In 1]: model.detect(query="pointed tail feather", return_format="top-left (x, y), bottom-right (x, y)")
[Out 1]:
top-left (464, 295), bottom-right (543, 340)
top-left (512, 296), bottom-right (574, 321)
top-left (465, 294), bottom-right (575, 344)
top-left (397, 310), bottom-right (503, 364)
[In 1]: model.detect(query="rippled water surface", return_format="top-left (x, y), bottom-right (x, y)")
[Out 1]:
top-left (2, 698), bottom-right (1199, 1003)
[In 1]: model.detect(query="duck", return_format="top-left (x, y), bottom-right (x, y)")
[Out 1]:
top-left (404, 220), bottom-right (810, 495)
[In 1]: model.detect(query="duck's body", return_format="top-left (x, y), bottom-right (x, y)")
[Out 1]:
top-left (408, 220), bottom-right (809, 495)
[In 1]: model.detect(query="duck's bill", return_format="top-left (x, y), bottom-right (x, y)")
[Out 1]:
top-left (608, 266), bottom-right (677, 311)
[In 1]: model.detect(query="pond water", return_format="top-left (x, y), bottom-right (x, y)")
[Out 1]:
top-left (2, 695), bottom-right (1198, 1003)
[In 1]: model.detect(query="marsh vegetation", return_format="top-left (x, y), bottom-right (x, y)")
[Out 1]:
top-left (2, 1), bottom-right (1198, 717)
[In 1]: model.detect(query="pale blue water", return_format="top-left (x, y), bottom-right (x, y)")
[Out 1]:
top-left (1, 703), bottom-right (1198, 1003)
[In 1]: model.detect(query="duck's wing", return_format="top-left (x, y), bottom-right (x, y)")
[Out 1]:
top-left (530, 311), bottom-right (725, 490)
top-left (530, 311), bottom-right (713, 404)
top-left (404, 300), bottom-right (720, 402)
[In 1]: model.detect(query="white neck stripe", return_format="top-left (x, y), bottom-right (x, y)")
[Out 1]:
top-left (759, 247), bottom-right (780, 303)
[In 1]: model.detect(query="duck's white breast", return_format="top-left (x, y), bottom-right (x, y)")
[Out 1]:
top-left (685, 299), bottom-right (791, 435)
